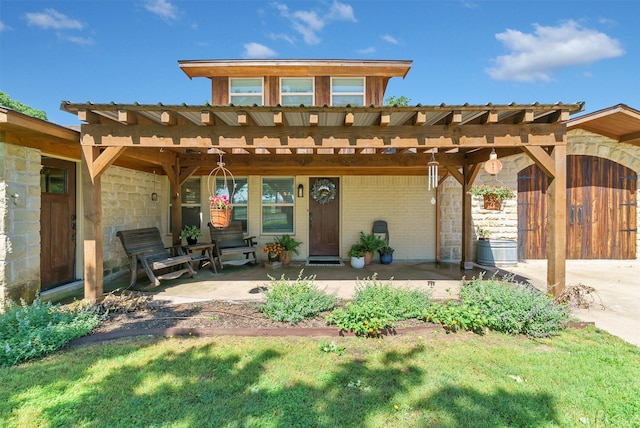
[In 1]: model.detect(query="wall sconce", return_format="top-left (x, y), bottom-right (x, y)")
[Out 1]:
top-left (297, 184), bottom-right (304, 198)
top-left (151, 192), bottom-right (158, 202)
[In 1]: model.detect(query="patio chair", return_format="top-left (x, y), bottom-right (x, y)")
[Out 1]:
top-left (372, 220), bottom-right (389, 245)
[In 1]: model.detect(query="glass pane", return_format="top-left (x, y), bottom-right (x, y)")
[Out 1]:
top-left (262, 206), bottom-right (293, 233)
top-left (281, 78), bottom-right (312, 93)
top-left (262, 178), bottom-right (294, 204)
top-left (40, 166), bottom-right (67, 194)
top-left (332, 94), bottom-right (364, 106)
top-left (181, 178), bottom-right (200, 205)
top-left (216, 178), bottom-right (248, 204)
top-left (230, 78), bottom-right (262, 93)
top-left (182, 206), bottom-right (201, 228)
top-left (332, 78), bottom-right (364, 93)
top-left (232, 206), bottom-right (248, 232)
top-left (281, 95), bottom-right (313, 106)
top-left (230, 95), bottom-right (262, 106)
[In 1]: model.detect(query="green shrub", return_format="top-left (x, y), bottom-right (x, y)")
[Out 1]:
top-left (459, 275), bottom-right (569, 337)
top-left (352, 275), bottom-right (432, 320)
top-left (326, 275), bottom-right (432, 337)
top-left (260, 271), bottom-right (338, 324)
top-left (421, 301), bottom-right (493, 334)
top-left (325, 301), bottom-right (395, 337)
top-left (0, 297), bottom-right (101, 367)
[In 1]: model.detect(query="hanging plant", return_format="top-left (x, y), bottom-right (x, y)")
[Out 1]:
top-left (207, 153), bottom-right (235, 228)
top-left (468, 185), bottom-right (515, 201)
top-left (311, 178), bottom-right (336, 204)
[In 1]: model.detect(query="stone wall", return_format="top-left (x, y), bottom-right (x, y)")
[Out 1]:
top-left (0, 143), bottom-right (42, 308)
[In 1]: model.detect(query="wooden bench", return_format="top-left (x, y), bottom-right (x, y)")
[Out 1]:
top-left (208, 221), bottom-right (257, 269)
top-left (116, 227), bottom-right (196, 288)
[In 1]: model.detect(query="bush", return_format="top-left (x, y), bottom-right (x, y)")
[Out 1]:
top-left (260, 271), bottom-right (338, 324)
top-left (459, 275), bottom-right (569, 337)
top-left (352, 275), bottom-right (432, 320)
top-left (421, 301), bottom-right (493, 334)
top-left (0, 297), bottom-right (102, 367)
top-left (326, 275), bottom-right (432, 337)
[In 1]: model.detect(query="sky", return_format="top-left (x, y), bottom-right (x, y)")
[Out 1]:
top-left (1, 0), bottom-right (638, 126)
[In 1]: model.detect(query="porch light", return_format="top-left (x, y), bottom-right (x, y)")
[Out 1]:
top-left (297, 183), bottom-right (304, 198)
top-left (484, 148), bottom-right (503, 175)
top-left (427, 151), bottom-right (439, 191)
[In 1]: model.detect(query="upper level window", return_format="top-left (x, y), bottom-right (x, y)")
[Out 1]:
top-left (331, 77), bottom-right (365, 106)
top-left (230, 78), bottom-right (263, 105)
top-left (280, 78), bottom-right (314, 106)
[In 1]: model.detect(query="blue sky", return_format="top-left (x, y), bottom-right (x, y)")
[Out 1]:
top-left (1, 0), bottom-right (638, 125)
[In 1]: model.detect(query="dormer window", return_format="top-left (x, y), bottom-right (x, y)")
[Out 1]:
top-left (331, 77), bottom-right (365, 106)
top-left (229, 78), bottom-right (263, 105)
top-left (280, 78), bottom-right (314, 106)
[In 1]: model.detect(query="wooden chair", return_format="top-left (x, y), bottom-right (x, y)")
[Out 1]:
top-left (116, 227), bottom-right (196, 288)
top-left (208, 221), bottom-right (257, 269)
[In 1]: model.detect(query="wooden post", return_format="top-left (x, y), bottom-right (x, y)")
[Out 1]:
top-left (461, 161), bottom-right (481, 269)
top-left (547, 145), bottom-right (567, 297)
top-left (81, 146), bottom-right (103, 302)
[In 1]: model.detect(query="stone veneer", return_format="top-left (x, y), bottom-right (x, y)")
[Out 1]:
top-left (0, 143), bottom-right (42, 309)
top-left (438, 129), bottom-right (640, 262)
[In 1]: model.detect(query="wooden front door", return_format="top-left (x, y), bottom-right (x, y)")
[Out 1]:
top-left (308, 177), bottom-right (340, 256)
top-left (40, 157), bottom-right (77, 290)
top-left (518, 155), bottom-right (637, 259)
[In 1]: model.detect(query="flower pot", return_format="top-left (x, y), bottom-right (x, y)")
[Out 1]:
top-left (477, 239), bottom-right (517, 267)
top-left (380, 253), bottom-right (393, 265)
top-left (210, 208), bottom-right (232, 228)
top-left (186, 237), bottom-right (198, 245)
top-left (279, 251), bottom-right (292, 266)
top-left (350, 256), bottom-right (365, 269)
top-left (483, 194), bottom-right (502, 210)
top-left (364, 251), bottom-right (372, 265)
top-left (268, 252), bottom-right (279, 262)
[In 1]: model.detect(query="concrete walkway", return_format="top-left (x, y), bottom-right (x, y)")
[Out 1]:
top-left (105, 259), bottom-right (640, 347)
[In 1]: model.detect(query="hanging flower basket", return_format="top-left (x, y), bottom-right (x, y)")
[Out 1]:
top-left (483, 194), bottom-right (502, 210)
top-left (210, 206), bottom-right (232, 228)
top-left (207, 152), bottom-right (235, 228)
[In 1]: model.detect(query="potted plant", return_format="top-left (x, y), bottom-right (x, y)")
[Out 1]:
top-left (468, 184), bottom-right (515, 210)
top-left (274, 234), bottom-right (302, 266)
top-left (358, 231), bottom-right (386, 265)
top-left (474, 226), bottom-right (517, 267)
top-left (262, 242), bottom-right (284, 262)
top-left (180, 225), bottom-right (201, 245)
top-left (348, 244), bottom-right (366, 269)
top-left (378, 246), bottom-right (394, 264)
top-left (209, 194), bottom-right (232, 228)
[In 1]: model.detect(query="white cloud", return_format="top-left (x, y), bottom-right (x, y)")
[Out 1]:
top-left (0, 21), bottom-right (7, 32)
top-left (269, 33), bottom-right (296, 44)
top-left (243, 42), bottom-right (277, 59)
top-left (62, 34), bottom-right (94, 46)
top-left (25, 9), bottom-right (84, 30)
top-left (357, 47), bottom-right (376, 54)
top-left (487, 20), bottom-right (624, 82)
top-left (144, 0), bottom-right (179, 21)
top-left (382, 34), bottom-right (399, 45)
top-left (273, 1), bottom-right (356, 45)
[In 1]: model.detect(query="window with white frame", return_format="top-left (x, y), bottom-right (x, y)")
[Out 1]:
top-left (280, 77), bottom-right (314, 106)
top-left (170, 177), bottom-right (201, 233)
top-left (215, 177), bottom-right (248, 232)
top-left (229, 78), bottom-right (264, 105)
top-left (331, 77), bottom-right (365, 106)
top-left (261, 178), bottom-right (294, 234)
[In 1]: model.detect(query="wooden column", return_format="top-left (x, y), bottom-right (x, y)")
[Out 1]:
top-left (81, 146), bottom-right (103, 302)
top-left (547, 145), bottom-right (567, 296)
top-left (460, 161), bottom-right (481, 269)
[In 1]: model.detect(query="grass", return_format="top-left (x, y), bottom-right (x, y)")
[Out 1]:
top-left (1, 328), bottom-right (639, 427)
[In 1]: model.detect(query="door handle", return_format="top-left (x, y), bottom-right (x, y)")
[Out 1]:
top-left (569, 205), bottom-right (574, 225)
top-left (577, 206), bottom-right (582, 224)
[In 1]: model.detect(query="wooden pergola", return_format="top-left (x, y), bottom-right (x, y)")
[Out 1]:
top-left (61, 101), bottom-right (584, 302)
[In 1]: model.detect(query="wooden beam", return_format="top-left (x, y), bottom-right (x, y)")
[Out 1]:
top-left (78, 109), bottom-right (101, 124)
top-left (201, 111), bottom-right (215, 125)
top-left (521, 145), bottom-right (556, 177)
top-left (380, 113), bottom-right (390, 127)
top-left (179, 165), bottom-right (199, 186)
top-left (345, 112), bottom-right (354, 126)
top-left (90, 146), bottom-right (127, 179)
top-left (118, 109), bottom-right (137, 125)
top-left (546, 145), bottom-right (567, 297)
top-left (461, 162), bottom-right (482, 270)
top-left (444, 166), bottom-right (464, 185)
top-left (161, 111), bottom-right (177, 125)
top-left (309, 113), bottom-right (318, 126)
top-left (274, 111), bottom-right (284, 126)
top-left (81, 146), bottom-right (104, 303)
top-left (414, 112), bottom-right (426, 126)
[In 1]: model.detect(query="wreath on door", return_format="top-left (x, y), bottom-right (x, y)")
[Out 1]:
top-left (311, 179), bottom-right (336, 205)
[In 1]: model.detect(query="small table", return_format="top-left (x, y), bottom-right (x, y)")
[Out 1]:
top-left (181, 243), bottom-right (218, 274)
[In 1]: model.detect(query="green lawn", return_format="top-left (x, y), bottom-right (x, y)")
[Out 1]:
top-left (1, 327), bottom-right (638, 427)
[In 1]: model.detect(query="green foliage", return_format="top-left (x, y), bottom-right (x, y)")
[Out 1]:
top-left (325, 301), bottom-right (395, 337)
top-left (384, 95), bottom-right (411, 106)
top-left (274, 234), bottom-right (302, 255)
top-left (260, 271), bottom-right (337, 324)
top-left (468, 184), bottom-right (515, 201)
top-left (422, 274), bottom-right (570, 337)
top-left (0, 297), bottom-right (101, 367)
top-left (0, 91), bottom-right (48, 120)
top-left (326, 275), bottom-right (432, 337)
top-left (459, 275), bottom-right (570, 337)
top-left (358, 231), bottom-right (386, 253)
top-left (179, 225), bottom-right (201, 239)
top-left (318, 340), bottom-right (345, 356)
top-left (348, 244), bottom-right (365, 258)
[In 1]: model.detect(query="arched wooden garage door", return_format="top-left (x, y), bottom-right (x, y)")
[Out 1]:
top-left (518, 155), bottom-right (637, 259)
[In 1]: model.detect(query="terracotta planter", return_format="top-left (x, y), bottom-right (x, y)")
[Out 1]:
top-left (364, 252), bottom-right (372, 265)
top-left (210, 208), bottom-right (232, 228)
top-left (483, 194), bottom-right (502, 210)
top-left (279, 251), bottom-right (292, 266)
